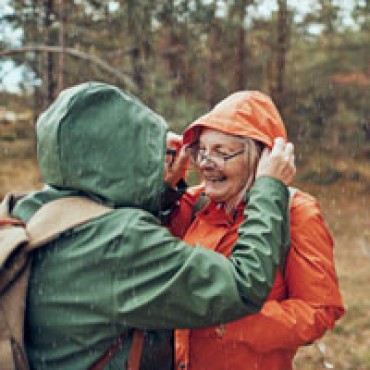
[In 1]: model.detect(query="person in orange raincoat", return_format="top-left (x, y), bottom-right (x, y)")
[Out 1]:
top-left (167, 91), bottom-right (345, 370)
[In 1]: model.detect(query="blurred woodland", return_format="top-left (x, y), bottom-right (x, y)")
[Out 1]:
top-left (0, 1), bottom-right (370, 369)
top-left (1, 0), bottom-right (369, 158)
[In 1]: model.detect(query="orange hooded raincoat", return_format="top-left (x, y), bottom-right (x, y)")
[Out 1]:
top-left (170, 91), bottom-right (345, 370)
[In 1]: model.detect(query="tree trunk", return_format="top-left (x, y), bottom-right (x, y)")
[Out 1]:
top-left (206, 1), bottom-right (220, 109)
top-left (158, 1), bottom-right (182, 95)
top-left (233, 0), bottom-right (247, 91)
top-left (44, 0), bottom-right (55, 106)
top-left (32, 0), bottom-right (43, 122)
top-left (126, 1), bottom-right (145, 92)
top-left (272, 0), bottom-right (289, 113)
top-left (207, 18), bottom-right (220, 109)
top-left (58, 0), bottom-right (66, 94)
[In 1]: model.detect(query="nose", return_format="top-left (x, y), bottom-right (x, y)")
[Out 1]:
top-left (198, 154), bottom-right (217, 170)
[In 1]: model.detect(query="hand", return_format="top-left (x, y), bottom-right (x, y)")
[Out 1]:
top-left (164, 132), bottom-right (189, 187)
top-left (166, 131), bottom-right (183, 151)
top-left (255, 137), bottom-right (296, 186)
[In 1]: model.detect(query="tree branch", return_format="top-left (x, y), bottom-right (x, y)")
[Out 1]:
top-left (0, 45), bottom-right (138, 91)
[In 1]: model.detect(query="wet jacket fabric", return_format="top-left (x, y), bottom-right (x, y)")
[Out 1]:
top-left (173, 91), bottom-right (345, 370)
top-left (12, 83), bottom-right (291, 370)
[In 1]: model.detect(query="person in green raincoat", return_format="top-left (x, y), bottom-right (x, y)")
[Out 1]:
top-left (12, 82), bottom-right (295, 369)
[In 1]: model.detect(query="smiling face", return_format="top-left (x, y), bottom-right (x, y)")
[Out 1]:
top-left (196, 128), bottom-right (251, 206)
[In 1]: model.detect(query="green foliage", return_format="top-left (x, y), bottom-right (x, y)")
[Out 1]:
top-left (1, 0), bottom-right (368, 156)
top-left (155, 93), bottom-right (208, 134)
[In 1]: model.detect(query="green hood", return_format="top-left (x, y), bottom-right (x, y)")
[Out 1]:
top-left (36, 82), bottom-right (167, 212)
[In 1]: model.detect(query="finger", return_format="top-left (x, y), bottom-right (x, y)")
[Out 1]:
top-left (271, 137), bottom-right (285, 156)
top-left (171, 148), bottom-right (189, 175)
top-left (164, 148), bottom-right (189, 187)
top-left (288, 167), bottom-right (296, 184)
top-left (284, 142), bottom-right (294, 158)
top-left (284, 143), bottom-right (294, 166)
top-left (260, 147), bottom-right (270, 160)
top-left (166, 132), bottom-right (182, 149)
top-left (287, 160), bottom-right (296, 182)
top-left (289, 155), bottom-right (296, 171)
top-left (176, 146), bottom-right (188, 164)
top-left (167, 131), bottom-right (181, 140)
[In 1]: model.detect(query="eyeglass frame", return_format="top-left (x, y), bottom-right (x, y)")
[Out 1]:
top-left (185, 143), bottom-right (246, 170)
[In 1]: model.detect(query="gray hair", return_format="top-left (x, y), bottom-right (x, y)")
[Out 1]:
top-left (238, 136), bottom-right (265, 191)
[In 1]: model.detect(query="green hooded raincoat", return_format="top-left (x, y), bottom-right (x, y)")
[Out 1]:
top-left (12, 82), bottom-right (290, 369)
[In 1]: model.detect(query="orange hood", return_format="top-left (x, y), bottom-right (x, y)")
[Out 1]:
top-left (183, 91), bottom-right (287, 148)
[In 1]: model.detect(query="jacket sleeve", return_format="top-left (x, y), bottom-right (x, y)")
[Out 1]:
top-left (113, 177), bottom-right (289, 330)
top-left (230, 191), bottom-right (345, 352)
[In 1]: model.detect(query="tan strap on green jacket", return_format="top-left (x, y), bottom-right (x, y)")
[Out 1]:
top-left (0, 195), bottom-right (112, 370)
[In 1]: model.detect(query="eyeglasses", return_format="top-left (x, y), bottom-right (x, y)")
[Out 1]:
top-left (186, 144), bottom-right (245, 170)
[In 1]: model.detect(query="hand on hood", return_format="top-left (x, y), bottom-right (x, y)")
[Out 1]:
top-left (164, 132), bottom-right (189, 188)
top-left (256, 138), bottom-right (296, 185)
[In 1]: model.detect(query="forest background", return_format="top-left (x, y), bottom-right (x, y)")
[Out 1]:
top-left (0, 0), bottom-right (369, 369)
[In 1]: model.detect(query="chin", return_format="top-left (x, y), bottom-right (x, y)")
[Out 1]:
top-left (204, 187), bottom-right (227, 203)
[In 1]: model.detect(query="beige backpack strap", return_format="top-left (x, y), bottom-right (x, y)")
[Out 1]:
top-left (26, 197), bottom-right (112, 251)
top-left (0, 227), bottom-right (28, 269)
top-left (27, 197), bottom-right (113, 250)
top-left (0, 196), bottom-right (111, 370)
top-left (0, 192), bottom-right (28, 219)
top-left (0, 197), bottom-right (112, 290)
top-left (0, 339), bottom-right (16, 370)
